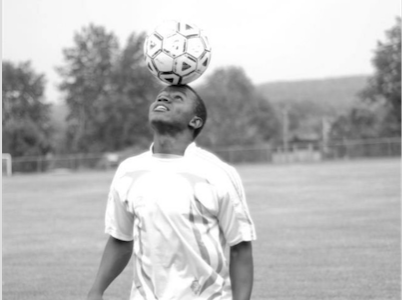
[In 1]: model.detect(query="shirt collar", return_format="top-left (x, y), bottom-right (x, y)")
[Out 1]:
top-left (149, 142), bottom-right (197, 156)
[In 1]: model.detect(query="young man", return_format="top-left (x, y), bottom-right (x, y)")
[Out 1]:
top-left (88, 85), bottom-right (256, 300)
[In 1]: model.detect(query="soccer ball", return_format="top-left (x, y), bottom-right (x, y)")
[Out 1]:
top-left (144, 20), bottom-right (211, 85)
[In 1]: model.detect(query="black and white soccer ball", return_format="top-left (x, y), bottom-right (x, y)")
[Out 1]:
top-left (144, 20), bottom-right (211, 85)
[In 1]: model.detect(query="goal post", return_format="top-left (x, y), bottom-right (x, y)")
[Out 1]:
top-left (2, 153), bottom-right (12, 176)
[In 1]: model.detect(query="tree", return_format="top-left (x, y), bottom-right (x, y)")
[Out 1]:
top-left (329, 102), bottom-right (385, 140)
top-left (57, 24), bottom-right (119, 153)
top-left (197, 66), bottom-right (280, 147)
top-left (58, 25), bottom-right (162, 154)
top-left (2, 61), bottom-right (52, 157)
top-left (359, 17), bottom-right (401, 136)
top-left (330, 17), bottom-right (401, 140)
top-left (95, 32), bottom-right (162, 151)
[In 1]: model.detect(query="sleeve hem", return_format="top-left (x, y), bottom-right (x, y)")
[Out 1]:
top-left (227, 233), bottom-right (257, 247)
top-left (105, 227), bottom-right (134, 242)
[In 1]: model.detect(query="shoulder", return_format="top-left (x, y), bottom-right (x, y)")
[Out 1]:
top-left (189, 145), bottom-right (242, 184)
top-left (114, 151), bottom-right (151, 179)
top-left (189, 145), bottom-right (226, 167)
top-left (190, 145), bottom-right (246, 200)
top-left (119, 151), bottom-right (150, 167)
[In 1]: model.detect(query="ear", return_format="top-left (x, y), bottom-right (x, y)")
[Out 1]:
top-left (189, 116), bottom-right (203, 130)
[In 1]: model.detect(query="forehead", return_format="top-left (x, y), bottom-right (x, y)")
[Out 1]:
top-left (158, 86), bottom-right (193, 99)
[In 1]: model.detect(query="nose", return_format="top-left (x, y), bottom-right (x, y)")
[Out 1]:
top-left (157, 96), bottom-right (171, 103)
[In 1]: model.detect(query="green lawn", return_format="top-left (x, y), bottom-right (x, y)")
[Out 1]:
top-left (2, 158), bottom-right (400, 300)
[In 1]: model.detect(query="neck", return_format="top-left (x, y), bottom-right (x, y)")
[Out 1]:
top-left (152, 132), bottom-right (193, 156)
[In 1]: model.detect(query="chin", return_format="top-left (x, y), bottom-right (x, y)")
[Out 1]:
top-left (149, 114), bottom-right (169, 124)
top-left (150, 119), bottom-right (186, 135)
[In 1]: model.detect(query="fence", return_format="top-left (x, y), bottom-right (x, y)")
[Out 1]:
top-left (7, 153), bottom-right (120, 174)
top-left (3, 138), bottom-right (401, 174)
top-left (212, 137), bottom-right (401, 164)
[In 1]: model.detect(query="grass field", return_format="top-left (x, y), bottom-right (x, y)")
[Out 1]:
top-left (2, 158), bottom-right (400, 300)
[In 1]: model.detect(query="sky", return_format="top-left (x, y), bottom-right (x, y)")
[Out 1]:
top-left (2, 0), bottom-right (400, 102)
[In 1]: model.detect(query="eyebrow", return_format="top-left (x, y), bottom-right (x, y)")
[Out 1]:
top-left (158, 91), bottom-right (186, 98)
top-left (172, 93), bottom-right (185, 98)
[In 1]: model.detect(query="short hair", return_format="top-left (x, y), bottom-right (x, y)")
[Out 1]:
top-left (184, 85), bottom-right (207, 139)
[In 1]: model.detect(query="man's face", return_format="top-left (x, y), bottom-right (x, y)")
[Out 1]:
top-left (149, 86), bottom-right (197, 133)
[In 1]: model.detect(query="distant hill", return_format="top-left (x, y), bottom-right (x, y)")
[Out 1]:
top-left (257, 75), bottom-right (370, 116)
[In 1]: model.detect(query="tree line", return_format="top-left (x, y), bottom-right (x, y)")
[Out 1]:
top-left (2, 18), bottom-right (401, 158)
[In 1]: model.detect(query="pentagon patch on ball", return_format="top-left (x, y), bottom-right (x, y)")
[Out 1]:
top-left (144, 20), bottom-right (211, 85)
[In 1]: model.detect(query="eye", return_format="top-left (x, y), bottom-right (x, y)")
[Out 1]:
top-left (174, 95), bottom-right (183, 101)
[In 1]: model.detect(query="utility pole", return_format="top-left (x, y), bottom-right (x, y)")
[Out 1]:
top-left (321, 117), bottom-right (330, 157)
top-left (282, 108), bottom-right (289, 162)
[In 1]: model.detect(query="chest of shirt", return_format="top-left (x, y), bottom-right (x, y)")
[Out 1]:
top-left (118, 166), bottom-right (223, 221)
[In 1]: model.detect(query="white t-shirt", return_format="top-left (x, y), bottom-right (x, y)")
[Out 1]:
top-left (105, 143), bottom-right (256, 300)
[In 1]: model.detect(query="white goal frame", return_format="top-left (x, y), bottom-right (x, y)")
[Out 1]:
top-left (2, 153), bottom-right (12, 176)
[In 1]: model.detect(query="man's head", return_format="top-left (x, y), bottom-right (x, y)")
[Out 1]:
top-left (149, 85), bottom-right (207, 139)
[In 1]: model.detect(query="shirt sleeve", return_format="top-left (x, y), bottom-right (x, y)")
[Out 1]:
top-left (105, 167), bottom-right (135, 241)
top-left (217, 166), bottom-right (257, 246)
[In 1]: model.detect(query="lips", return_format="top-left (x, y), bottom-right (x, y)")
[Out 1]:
top-left (154, 105), bottom-right (168, 112)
